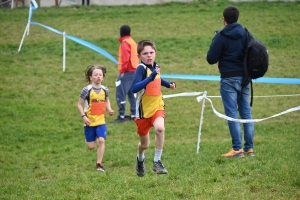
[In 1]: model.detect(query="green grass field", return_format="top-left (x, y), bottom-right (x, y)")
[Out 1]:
top-left (0, 1), bottom-right (299, 199)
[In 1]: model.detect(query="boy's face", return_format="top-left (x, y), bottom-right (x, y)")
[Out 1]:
top-left (138, 45), bottom-right (156, 65)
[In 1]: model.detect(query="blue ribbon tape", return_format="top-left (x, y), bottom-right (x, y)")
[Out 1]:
top-left (27, 21), bottom-right (300, 85)
top-left (29, 22), bottom-right (118, 65)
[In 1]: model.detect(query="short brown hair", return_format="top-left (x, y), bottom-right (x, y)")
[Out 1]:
top-left (137, 40), bottom-right (156, 55)
top-left (85, 65), bottom-right (107, 82)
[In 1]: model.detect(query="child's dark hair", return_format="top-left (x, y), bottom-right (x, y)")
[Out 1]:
top-left (137, 40), bottom-right (156, 55)
top-left (85, 65), bottom-right (107, 82)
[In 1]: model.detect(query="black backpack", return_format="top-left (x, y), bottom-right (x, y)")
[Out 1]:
top-left (241, 27), bottom-right (269, 106)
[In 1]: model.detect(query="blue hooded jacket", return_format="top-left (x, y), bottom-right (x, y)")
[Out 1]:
top-left (206, 22), bottom-right (247, 78)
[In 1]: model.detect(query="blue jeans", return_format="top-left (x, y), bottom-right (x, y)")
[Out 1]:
top-left (220, 76), bottom-right (254, 151)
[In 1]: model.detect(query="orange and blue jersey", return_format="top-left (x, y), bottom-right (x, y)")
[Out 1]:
top-left (79, 85), bottom-right (109, 126)
top-left (132, 62), bottom-right (172, 119)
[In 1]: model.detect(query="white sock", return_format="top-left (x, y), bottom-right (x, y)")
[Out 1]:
top-left (154, 149), bottom-right (162, 162)
top-left (137, 151), bottom-right (145, 161)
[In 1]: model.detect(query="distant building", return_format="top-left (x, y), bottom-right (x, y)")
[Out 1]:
top-left (16, 0), bottom-right (193, 7)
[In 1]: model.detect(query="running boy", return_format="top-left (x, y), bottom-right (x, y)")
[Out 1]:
top-left (77, 65), bottom-right (114, 172)
top-left (131, 40), bottom-right (176, 177)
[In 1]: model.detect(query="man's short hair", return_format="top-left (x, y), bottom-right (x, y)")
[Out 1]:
top-left (223, 6), bottom-right (239, 24)
top-left (120, 25), bottom-right (131, 37)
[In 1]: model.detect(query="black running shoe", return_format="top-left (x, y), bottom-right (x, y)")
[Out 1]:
top-left (152, 160), bottom-right (168, 174)
top-left (111, 116), bottom-right (128, 124)
top-left (96, 163), bottom-right (105, 172)
top-left (136, 157), bottom-right (145, 177)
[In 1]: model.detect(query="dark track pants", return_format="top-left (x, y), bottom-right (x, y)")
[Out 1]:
top-left (115, 72), bottom-right (136, 117)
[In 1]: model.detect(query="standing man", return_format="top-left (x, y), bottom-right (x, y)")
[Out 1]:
top-left (206, 6), bottom-right (255, 157)
top-left (111, 25), bottom-right (139, 124)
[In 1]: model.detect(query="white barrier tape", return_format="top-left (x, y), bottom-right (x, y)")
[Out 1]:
top-left (163, 92), bottom-right (205, 99)
top-left (162, 91), bottom-right (299, 153)
top-left (162, 92), bottom-right (299, 123)
top-left (253, 94), bottom-right (300, 98)
top-left (163, 92), bottom-right (300, 99)
top-left (205, 94), bottom-right (300, 98)
top-left (196, 94), bottom-right (300, 123)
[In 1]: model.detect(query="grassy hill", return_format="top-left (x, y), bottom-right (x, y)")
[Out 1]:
top-left (0, 1), bottom-right (299, 199)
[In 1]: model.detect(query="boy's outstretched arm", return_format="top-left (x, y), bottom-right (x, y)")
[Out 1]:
top-left (161, 78), bottom-right (176, 90)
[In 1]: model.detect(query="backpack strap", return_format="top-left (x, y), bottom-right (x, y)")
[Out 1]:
top-left (250, 82), bottom-right (253, 107)
top-left (240, 27), bottom-right (254, 107)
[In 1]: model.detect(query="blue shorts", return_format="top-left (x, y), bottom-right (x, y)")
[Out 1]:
top-left (84, 124), bottom-right (107, 142)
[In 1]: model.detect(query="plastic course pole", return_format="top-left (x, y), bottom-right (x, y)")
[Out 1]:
top-left (196, 91), bottom-right (207, 153)
top-left (63, 32), bottom-right (66, 72)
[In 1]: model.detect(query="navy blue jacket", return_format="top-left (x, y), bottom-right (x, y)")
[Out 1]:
top-left (206, 22), bottom-right (247, 77)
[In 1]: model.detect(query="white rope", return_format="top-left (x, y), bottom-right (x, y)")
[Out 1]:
top-left (163, 92), bottom-right (300, 99)
top-left (252, 94), bottom-right (300, 98)
top-left (163, 92), bottom-right (299, 123)
top-left (163, 92), bottom-right (205, 99)
top-left (162, 92), bottom-right (300, 153)
top-left (196, 94), bottom-right (300, 123)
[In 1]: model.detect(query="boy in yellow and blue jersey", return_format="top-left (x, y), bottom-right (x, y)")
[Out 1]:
top-left (131, 40), bottom-right (176, 177)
